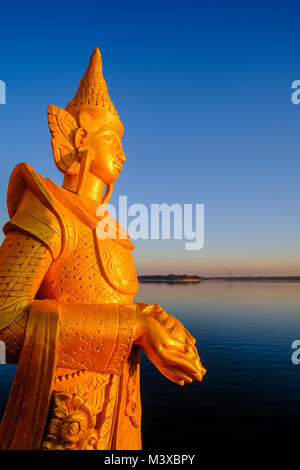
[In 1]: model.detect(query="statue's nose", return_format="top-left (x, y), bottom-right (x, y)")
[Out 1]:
top-left (118, 151), bottom-right (126, 163)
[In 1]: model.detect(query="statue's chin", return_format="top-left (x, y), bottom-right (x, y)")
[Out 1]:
top-left (89, 167), bottom-right (119, 185)
top-left (106, 168), bottom-right (122, 185)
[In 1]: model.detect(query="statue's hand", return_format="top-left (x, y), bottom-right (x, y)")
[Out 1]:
top-left (134, 313), bottom-right (206, 386)
top-left (137, 303), bottom-right (198, 351)
top-left (145, 304), bottom-right (196, 344)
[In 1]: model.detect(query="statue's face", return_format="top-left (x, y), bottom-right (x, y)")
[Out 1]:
top-left (88, 125), bottom-right (125, 184)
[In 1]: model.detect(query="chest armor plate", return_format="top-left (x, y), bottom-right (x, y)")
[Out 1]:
top-left (95, 234), bottom-right (138, 296)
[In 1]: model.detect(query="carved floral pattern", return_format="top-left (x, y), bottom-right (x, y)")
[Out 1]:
top-left (41, 392), bottom-right (98, 450)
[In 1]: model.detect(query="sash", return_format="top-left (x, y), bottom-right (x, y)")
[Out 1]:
top-left (0, 301), bottom-right (59, 449)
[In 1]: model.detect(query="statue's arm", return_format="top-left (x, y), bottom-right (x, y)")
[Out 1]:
top-left (0, 230), bottom-right (204, 383)
top-left (54, 302), bottom-right (205, 383)
top-left (0, 231), bottom-right (53, 362)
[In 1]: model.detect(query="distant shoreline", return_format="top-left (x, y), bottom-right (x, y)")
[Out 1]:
top-left (138, 275), bottom-right (300, 283)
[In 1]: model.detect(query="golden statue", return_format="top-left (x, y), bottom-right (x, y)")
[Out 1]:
top-left (0, 48), bottom-right (206, 450)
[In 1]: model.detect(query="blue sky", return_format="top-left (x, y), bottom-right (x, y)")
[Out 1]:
top-left (0, 0), bottom-right (299, 275)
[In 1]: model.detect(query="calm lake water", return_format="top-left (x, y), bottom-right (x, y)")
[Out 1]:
top-left (0, 281), bottom-right (300, 449)
top-left (135, 281), bottom-right (300, 448)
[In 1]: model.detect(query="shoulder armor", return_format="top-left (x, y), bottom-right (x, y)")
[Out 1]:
top-left (3, 163), bottom-right (65, 260)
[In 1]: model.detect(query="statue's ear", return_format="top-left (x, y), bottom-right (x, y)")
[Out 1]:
top-left (74, 127), bottom-right (89, 149)
top-left (47, 104), bottom-right (80, 175)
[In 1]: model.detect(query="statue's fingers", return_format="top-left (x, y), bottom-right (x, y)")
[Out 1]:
top-left (168, 366), bottom-right (194, 383)
top-left (168, 325), bottom-right (196, 347)
top-left (193, 357), bottom-right (206, 377)
top-left (189, 342), bottom-right (198, 354)
top-left (167, 336), bottom-right (193, 353)
top-left (168, 337), bottom-right (201, 364)
top-left (195, 357), bottom-right (207, 377)
top-left (158, 364), bottom-right (193, 385)
top-left (183, 347), bottom-right (200, 362)
top-left (167, 361), bottom-right (204, 382)
top-left (156, 364), bottom-right (184, 385)
top-left (161, 349), bottom-right (204, 377)
top-left (145, 353), bottom-right (185, 386)
top-left (184, 328), bottom-right (196, 344)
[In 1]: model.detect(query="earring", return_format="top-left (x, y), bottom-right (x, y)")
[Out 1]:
top-left (102, 184), bottom-right (113, 205)
top-left (76, 147), bottom-right (94, 196)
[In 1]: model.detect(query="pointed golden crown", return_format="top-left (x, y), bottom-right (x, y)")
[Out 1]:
top-left (65, 48), bottom-right (123, 134)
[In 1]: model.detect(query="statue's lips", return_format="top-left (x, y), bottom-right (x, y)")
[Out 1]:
top-left (113, 161), bottom-right (123, 171)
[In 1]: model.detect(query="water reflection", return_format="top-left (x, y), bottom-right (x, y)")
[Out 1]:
top-left (135, 282), bottom-right (300, 448)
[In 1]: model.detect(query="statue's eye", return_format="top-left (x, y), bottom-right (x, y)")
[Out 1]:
top-left (103, 135), bottom-right (114, 144)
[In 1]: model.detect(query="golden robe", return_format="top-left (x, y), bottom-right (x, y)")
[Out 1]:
top-left (0, 163), bottom-right (142, 450)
